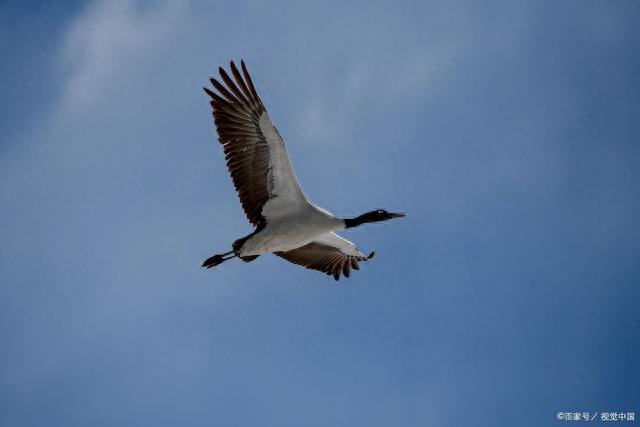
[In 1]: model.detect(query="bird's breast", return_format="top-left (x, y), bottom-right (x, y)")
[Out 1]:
top-left (239, 215), bottom-right (340, 256)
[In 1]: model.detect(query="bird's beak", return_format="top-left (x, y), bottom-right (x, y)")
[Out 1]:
top-left (388, 212), bottom-right (405, 219)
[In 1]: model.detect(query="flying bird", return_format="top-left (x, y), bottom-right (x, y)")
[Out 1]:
top-left (202, 60), bottom-right (404, 280)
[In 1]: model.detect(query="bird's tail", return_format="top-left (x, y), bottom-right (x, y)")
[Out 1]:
top-left (232, 233), bottom-right (260, 263)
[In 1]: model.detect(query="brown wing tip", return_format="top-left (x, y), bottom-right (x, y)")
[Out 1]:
top-left (342, 261), bottom-right (351, 278)
top-left (218, 66), bottom-right (231, 83)
top-left (367, 251), bottom-right (375, 260)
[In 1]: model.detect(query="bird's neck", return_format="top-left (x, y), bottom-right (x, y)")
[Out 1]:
top-left (343, 215), bottom-right (367, 229)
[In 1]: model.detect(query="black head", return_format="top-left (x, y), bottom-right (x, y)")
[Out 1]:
top-left (344, 209), bottom-right (405, 228)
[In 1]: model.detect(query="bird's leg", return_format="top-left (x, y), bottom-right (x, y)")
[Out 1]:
top-left (202, 251), bottom-right (236, 268)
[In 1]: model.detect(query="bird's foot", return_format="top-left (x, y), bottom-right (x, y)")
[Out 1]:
top-left (202, 254), bottom-right (226, 268)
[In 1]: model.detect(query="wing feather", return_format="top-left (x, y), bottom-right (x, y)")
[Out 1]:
top-left (204, 60), bottom-right (307, 227)
top-left (275, 233), bottom-right (372, 281)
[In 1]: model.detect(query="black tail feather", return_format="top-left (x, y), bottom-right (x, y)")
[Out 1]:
top-left (232, 230), bottom-right (262, 262)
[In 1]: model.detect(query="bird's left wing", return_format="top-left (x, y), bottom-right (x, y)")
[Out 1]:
top-left (204, 60), bottom-right (307, 228)
top-left (275, 232), bottom-right (374, 281)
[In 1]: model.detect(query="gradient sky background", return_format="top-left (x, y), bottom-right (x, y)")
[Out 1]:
top-left (1, 1), bottom-right (639, 426)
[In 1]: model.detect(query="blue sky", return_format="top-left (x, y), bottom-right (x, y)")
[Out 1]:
top-left (1, 1), bottom-right (639, 425)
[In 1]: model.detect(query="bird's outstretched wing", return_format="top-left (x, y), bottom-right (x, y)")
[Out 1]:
top-left (275, 232), bottom-right (374, 281)
top-left (204, 60), bottom-right (307, 228)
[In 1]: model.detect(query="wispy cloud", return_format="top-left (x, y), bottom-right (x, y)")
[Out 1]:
top-left (294, 51), bottom-right (453, 146)
top-left (57, 0), bottom-right (185, 114)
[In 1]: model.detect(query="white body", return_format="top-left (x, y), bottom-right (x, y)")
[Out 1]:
top-left (240, 203), bottom-right (346, 256)
top-left (235, 111), bottom-right (364, 258)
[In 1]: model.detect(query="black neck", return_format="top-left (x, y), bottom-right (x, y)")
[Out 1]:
top-left (344, 215), bottom-right (366, 229)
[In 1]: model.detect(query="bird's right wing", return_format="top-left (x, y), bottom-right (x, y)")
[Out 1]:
top-left (275, 232), bottom-right (374, 281)
top-left (204, 60), bottom-right (307, 228)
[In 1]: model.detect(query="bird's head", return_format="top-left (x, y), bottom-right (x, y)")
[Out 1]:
top-left (344, 209), bottom-right (405, 228)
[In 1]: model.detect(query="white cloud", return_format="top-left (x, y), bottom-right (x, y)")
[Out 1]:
top-left (292, 49), bottom-right (457, 148)
top-left (57, 0), bottom-right (185, 114)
